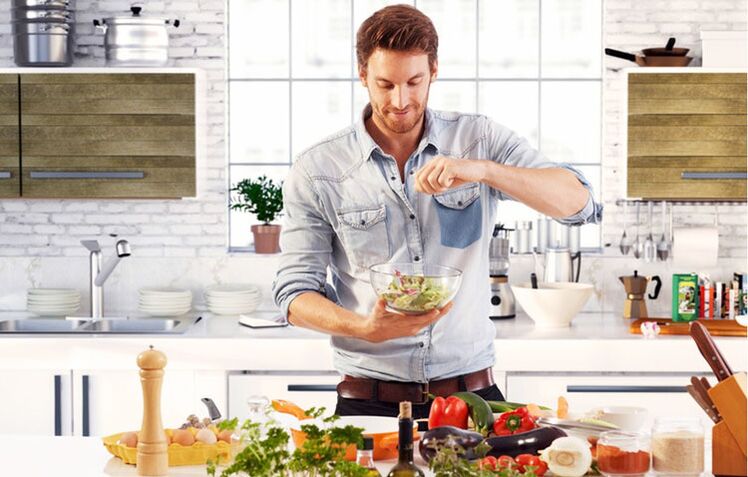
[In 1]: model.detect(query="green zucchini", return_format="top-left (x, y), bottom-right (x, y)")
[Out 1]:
top-left (451, 392), bottom-right (495, 436)
top-left (487, 400), bottom-right (552, 413)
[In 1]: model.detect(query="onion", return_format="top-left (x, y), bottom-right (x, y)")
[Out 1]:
top-left (539, 436), bottom-right (592, 477)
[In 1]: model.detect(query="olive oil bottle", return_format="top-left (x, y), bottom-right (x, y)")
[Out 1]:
top-left (356, 436), bottom-right (382, 476)
top-left (387, 401), bottom-right (424, 477)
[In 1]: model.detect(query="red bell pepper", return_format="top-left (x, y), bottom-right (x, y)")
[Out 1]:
top-left (428, 395), bottom-right (469, 429)
top-left (492, 406), bottom-right (537, 436)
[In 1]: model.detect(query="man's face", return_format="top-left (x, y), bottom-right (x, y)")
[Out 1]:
top-left (360, 48), bottom-right (436, 134)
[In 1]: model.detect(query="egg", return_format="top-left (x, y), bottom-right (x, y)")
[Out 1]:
top-left (217, 429), bottom-right (233, 444)
top-left (118, 431), bottom-right (138, 448)
top-left (172, 428), bottom-right (196, 446)
top-left (195, 427), bottom-right (217, 444)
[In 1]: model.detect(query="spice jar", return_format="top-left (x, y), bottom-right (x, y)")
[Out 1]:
top-left (597, 430), bottom-right (651, 477)
top-left (651, 418), bottom-right (704, 475)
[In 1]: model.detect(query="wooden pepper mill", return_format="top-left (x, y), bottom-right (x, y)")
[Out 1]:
top-left (136, 345), bottom-right (168, 477)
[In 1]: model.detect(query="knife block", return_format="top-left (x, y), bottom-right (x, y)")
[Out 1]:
top-left (708, 372), bottom-right (747, 477)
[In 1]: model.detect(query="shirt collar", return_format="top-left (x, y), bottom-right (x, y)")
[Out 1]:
top-left (354, 104), bottom-right (441, 162)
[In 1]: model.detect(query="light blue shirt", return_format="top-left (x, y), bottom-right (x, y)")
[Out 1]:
top-left (272, 105), bottom-right (602, 383)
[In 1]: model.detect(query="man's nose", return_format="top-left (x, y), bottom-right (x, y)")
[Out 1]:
top-left (391, 86), bottom-right (409, 110)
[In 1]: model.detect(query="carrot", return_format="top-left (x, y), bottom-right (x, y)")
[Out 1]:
top-left (557, 396), bottom-right (569, 419)
top-left (271, 399), bottom-right (310, 420)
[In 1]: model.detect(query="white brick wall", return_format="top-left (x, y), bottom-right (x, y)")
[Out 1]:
top-left (602, 0), bottom-right (748, 260)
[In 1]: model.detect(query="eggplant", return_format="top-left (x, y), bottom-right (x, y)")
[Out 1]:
top-left (485, 426), bottom-right (567, 458)
top-left (418, 426), bottom-right (484, 463)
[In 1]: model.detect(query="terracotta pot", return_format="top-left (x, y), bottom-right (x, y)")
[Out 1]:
top-left (290, 415), bottom-right (419, 461)
top-left (251, 224), bottom-right (280, 254)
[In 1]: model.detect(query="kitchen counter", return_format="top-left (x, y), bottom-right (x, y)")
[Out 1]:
top-left (0, 312), bottom-right (745, 373)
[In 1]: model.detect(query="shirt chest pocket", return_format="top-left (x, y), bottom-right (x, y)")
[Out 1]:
top-left (433, 184), bottom-right (482, 249)
top-left (336, 203), bottom-right (392, 271)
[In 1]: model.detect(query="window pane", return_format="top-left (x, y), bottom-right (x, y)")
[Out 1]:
top-left (478, 0), bottom-right (539, 78)
top-left (428, 81), bottom-right (476, 113)
top-left (541, 0), bottom-right (601, 78)
top-left (229, 165), bottom-right (290, 248)
top-left (478, 81), bottom-right (539, 148)
top-left (291, 0), bottom-right (351, 78)
top-left (540, 81), bottom-right (600, 164)
top-left (291, 82), bottom-right (353, 157)
top-left (229, 0), bottom-right (289, 78)
top-left (419, 0), bottom-right (476, 78)
top-left (353, 81), bottom-right (370, 115)
top-left (230, 82), bottom-right (289, 164)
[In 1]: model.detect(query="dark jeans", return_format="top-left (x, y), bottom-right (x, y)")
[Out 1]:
top-left (335, 384), bottom-right (505, 419)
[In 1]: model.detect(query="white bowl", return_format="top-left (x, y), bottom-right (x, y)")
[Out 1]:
top-left (589, 406), bottom-right (649, 431)
top-left (511, 282), bottom-right (594, 328)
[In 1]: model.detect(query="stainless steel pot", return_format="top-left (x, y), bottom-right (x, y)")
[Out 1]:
top-left (93, 6), bottom-right (180, 66)
top-left (12, 9), bottom-right (74, 21)
top-left (13, 22), bottom-right (73, 66)
top-left (12, 0), bottom-right (73, 8)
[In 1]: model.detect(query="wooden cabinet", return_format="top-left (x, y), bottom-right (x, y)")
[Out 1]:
top-left (0, 74), bottom-right (19, 198)
top-left (627, 71), bottom-right (747, 200)
top-left (20, 73), bottom-right (196, 199)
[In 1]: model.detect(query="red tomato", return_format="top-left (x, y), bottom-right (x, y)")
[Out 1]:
top-left (515, 454), bottom-right (548, 476)
top-left (479, 456), bottom-right (497, 471)
top-left (496, 455), bottom-right (516, 470)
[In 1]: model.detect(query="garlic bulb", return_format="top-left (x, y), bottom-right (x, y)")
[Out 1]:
top-left (539, 436), bottom-right (592, 477)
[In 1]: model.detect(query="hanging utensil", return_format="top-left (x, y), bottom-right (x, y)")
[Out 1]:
top-left (657, 201), bottom-right (669, 261)
top-left (633, 202), bottom-right (643, 259)
top-left (619, 201), bottom-right (631, 255)
top-left (644, 202), bottom-right (656, 262)
top-left (604, 47), bottom-right (693, 67)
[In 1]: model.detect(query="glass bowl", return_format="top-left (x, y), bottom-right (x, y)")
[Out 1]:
top-left (369, 263), bottom-right (462, 314)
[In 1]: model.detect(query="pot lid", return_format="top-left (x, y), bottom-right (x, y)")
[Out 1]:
top-left (102, 5), bottom-right (177, 26)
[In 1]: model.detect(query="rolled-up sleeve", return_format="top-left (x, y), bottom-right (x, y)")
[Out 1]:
top-left (484, 118), bottom-right (602, 225)
top-left (271, 163), bottom-right (334, 321)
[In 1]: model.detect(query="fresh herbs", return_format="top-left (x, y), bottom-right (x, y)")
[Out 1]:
top-left (207, 407), bottom-right (369, 477)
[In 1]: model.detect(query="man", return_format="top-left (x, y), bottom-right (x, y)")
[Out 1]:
top-left (272, 5), bottom-right (602, 418)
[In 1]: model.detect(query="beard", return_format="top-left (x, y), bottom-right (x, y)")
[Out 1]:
top-left (370, 90), bottom-right (429, 135)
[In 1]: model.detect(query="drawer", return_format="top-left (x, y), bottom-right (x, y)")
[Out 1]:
top-left (228, 372), bottom-right (341, 420)
top-left (506, 373), bottom-right (714, 430)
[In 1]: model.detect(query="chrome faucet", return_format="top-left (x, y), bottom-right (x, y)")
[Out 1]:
top-left (80, 239), bottom-right (131, 320)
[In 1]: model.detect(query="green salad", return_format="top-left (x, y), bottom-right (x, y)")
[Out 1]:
top-left (380, 270), bottom-right (450, 313)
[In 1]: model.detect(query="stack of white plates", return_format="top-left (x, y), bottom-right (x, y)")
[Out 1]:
top-left (27, 288), bottom-right (81, 316)
top-left (138, 288), bottom-right (192, 317)
top-left (204, 284), bottom-right (262, 315)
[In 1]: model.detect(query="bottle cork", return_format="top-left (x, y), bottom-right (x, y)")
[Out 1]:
top-left (399, 401), bottom-right (412, 419)
top-left (136, 345), bottom-right (168, 476)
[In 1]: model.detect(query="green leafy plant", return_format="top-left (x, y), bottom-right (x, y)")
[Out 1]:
top-left (207, 407), bottom-right (369, 477)
top-left (229, 175), bottom-right (284, 224)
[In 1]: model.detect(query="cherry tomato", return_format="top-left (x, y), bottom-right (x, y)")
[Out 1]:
top-left (496, 455), bottom-right (516, 470)
top-left (515, 454), bottom-right (548, 476)
top-left (479, 456), bottom-right (497, 471)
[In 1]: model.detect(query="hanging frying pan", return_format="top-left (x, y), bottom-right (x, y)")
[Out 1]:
top-left (604, 48), bottom-right (693, 67)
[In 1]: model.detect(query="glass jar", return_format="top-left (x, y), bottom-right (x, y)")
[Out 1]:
top-left (597, 430), bottom-right (651, 477)
top-left (651, 418), bottom-right (704, 475)
top-left (230, 395), bottom-right (271, 459)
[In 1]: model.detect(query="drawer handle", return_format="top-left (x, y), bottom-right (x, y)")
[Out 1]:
top-left (30, 171), bottom-right (145, 180)
top-left (82, 375), bottom-right (90, 437)
top-left (681, 171), bottom-right (747, 180)
top-left (0, 171), bottom-right (10, 179)
top-left (287, 384), bottom-right (337, 392)
top-left (54, 375), bottom-right (62, 436)
top-left (567, 385), bottom-right (686, 393)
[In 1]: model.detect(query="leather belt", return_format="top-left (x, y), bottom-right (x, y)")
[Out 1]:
top-left (337, 368), bottom-right (494, 404)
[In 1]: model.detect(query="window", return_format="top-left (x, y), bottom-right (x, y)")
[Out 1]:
top-left (228, 0), bottom-right (602, 250)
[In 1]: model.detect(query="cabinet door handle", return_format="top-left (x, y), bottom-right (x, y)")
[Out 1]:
top-left (567, 385), bottom-right (686, 393)
top-left (29, 171), bottom-right (145, 180)
top-left (287, 384), bottom-right (337, 392)
top-left (54, 375), bottom-right (62, 436)
top-left (681, 171), bottom-right (747, 180)
top-left (0, 171), bottom-right (10, 179)
top-left (82, 375), bottom-right (90, 437)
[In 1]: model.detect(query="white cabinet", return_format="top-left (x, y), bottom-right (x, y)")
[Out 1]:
top-left (506, 373), bottom-right (714, 430)
top-left (228, 372), bottom-right (341, 420)
top-left (0, 369), bottom-right (71, 436)
top-left (71, 370), bottom-right (200, 436)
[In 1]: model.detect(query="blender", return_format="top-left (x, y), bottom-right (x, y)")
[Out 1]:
top-left (489, 224), bottom-right (516, 319)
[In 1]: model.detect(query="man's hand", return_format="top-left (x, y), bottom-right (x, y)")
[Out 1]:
top-left (357, 298), bottom-right (453, 343)
top-left (414, 156), bottom-right (486, 194)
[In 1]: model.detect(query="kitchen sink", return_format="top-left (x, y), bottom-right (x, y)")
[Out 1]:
top-left (0, 316), bottom-right (199, 334)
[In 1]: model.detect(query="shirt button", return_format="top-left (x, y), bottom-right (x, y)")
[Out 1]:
top-left (419, 342), bottom-right (425, 348)
top-left (390, 176), bottom-right (396, 181)
top-left (409, 214), bottom-right (415, 220)
top-left (414, 256), bottom-right (421, 262)
top-left (457, 201), bottom-right (463, 206)
top-left (360, 219), bottom-right (366, 225)
top-left (409, 170), bottom-right (415, 175)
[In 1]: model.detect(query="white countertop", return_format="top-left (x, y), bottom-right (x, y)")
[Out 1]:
top-left (0, 312), bottom-right (745, 373)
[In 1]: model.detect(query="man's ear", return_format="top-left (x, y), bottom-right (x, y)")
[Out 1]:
top-left (430, 61), bottom-right (438, 82)
top-left (358, 65), bottom-right (368, 87)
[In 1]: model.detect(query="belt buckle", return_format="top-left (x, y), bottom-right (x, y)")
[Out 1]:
top-left (417, 381), bottom-right (430, 404)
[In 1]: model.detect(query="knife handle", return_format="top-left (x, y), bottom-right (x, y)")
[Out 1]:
top-left (689, 322), bottom-right (733, 381)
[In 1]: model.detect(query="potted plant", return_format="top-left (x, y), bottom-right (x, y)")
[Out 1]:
top-left (230, 175), bottom-right (284, 253)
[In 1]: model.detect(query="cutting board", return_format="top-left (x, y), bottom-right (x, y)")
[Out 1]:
top-left (630, 318), bottom-right (747, 337)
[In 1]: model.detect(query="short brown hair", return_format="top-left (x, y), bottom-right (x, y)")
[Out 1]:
top-left (356, 5), bottom-right (438, 71)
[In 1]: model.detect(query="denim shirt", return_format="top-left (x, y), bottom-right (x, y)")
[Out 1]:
top-left (272, 105), bottom-right (602, 383)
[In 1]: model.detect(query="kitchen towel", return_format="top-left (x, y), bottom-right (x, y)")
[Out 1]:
top-left (672, 227), bottom-right (719, 268)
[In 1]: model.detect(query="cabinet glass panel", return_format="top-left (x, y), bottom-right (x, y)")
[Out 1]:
top-left (229, 0), bottom-right (289, 78)
top-left (291, 0), bottom-right (351, 78)
top-left (230, 82), bottom-right (289, 164)
top-left (478, 0), bottom-right (539, 78)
